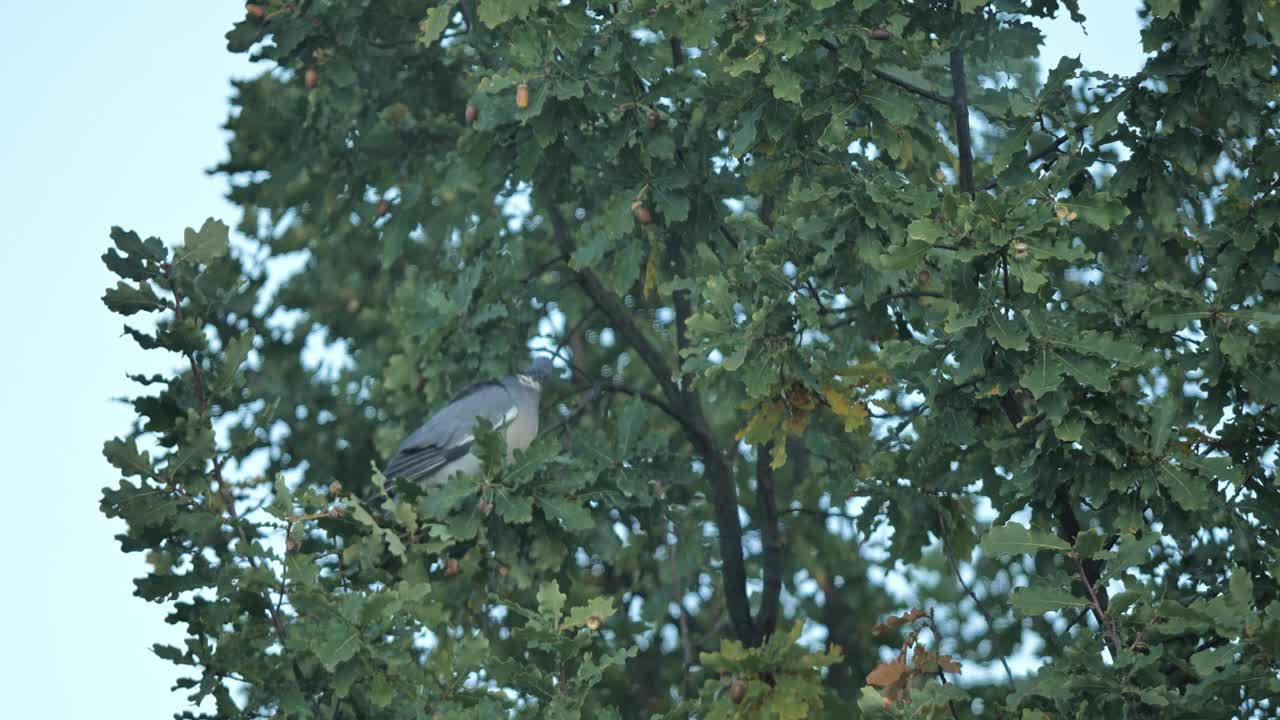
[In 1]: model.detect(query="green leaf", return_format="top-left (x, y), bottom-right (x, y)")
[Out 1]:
top-left (1073, 529), bottom-right (1107, 559)
top-left (1010, 585), bottom-right (1091, 614)
top-left (314, 630), bottom-right (361, 672)
top-left (1009, 261), bottom-right (1048, 294)
top-left (1044, 56), bottom-right (1082, 90)
top-left (766, 65), bottom-right (803, 104)
top-left (979, 523), bottom-right (1070, 556)
top-left (368, 675), bottom-right (394, 708)
top-left (1020, 348), bottom-right (1067, 398)
top-left (537, 580), bottom-right (567, 627)
top-left (817, 107), bottom-right (853, 149)
top-left (1149, 392), bottom-right (1179, 453)
top-left (1100, 533), bottom-right (1157, 581)
top-left (1054, 415), bottom-right (1086, 442)
top-left (880, 240), bottom-right (930, 271)
top-left (1060, 193), bottom-right (1128, 230)
top-left (1155, 462), bottom-right (1209, 511)
top-left (986, 311), bottom-right (1029, 350)
top-left (1190, 645), bottom-right (1234, 676)
top-left (724, 50), bottom-right (765, 77)
top-left (103, 437), bottom-right (155, 479)
top-left (217, 330), bottom-right (256, 393)
top-left (730, 109), bottom-right (761, 157)
top-left (538, 496), bottom-right (594, 531)
top-left (418, 4), bottom-right (453, 46)
top-left (477, 0), bottom-right (537, 28)
top-left (1090, 90), bottom-right (1130, 141)
top-left (175, 218), bottom-right (229, 265)
top-left (907, 218), bottom-right (947, 243)
top-left (416, 475), bottom-right (479, 519)
top-left (565, 595), bottom-right (616, 629)
top-left (103, 281), bottom-right (165, 316)
top-left (494, 492), bottom-right (533, 523)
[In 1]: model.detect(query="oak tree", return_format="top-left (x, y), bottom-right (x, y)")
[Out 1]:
top-left (102, 1), bottom-right (1280, 717)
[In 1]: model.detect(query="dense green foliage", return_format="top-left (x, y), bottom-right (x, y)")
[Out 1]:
top-left (101, 1), bottom-right (1280, 717)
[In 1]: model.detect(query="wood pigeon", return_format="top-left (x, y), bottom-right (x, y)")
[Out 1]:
top-left (383, 357), bottom-right (554, 487)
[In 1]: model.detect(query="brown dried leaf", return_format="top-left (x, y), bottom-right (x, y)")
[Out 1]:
top-left (937, 654), bottom-right (963, 674)
top-left (866, 658), bottom-right (906, 687)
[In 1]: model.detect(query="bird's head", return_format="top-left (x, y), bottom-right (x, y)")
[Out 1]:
top-left (517, 355), bottom-right (556, 390)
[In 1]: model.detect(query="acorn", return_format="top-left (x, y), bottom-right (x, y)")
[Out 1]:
top-left (465, 104), bottom-right (479, 125)
top-left (754, 31), bottom-right (767, 44)
top-left (585, 614), bottom-right (603, 630)
top-left (631, 200), bottom-right (653, 225)
top-left (647, 108), bottom-right (659, 130)
top-left (1011, 240), bottom-right (1030, 259)
top-left (515, 82), bottom-right (530, 109)
top-left (870, 28), bottom-right (891, 40)
top-left (444, 558), bottom-right (459, 577)
top-left (328, 480), bottom-right (343, 496)
top-left (376, 199), bottom-right (390, 217)
top-left (916, 269), bottom-right (931, 285)
top-left (304, 66), bottom-right (318, 89)
top-left (246, 4), bottom-right (267, 20)
top-left (497, 562), bottom-right (510, 577)
top-left (478, 498), bottom-right (493, 515)
top-left (730, 680), bottom-right (746, 704)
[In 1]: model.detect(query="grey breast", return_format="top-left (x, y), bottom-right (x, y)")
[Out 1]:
top-left (499, 373), bottom-right (543, 453)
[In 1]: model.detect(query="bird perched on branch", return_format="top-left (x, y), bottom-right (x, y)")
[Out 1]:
top-left (382, 356), bottom-right (554, 488)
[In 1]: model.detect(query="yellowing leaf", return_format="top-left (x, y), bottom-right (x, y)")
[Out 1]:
top-left (769, 439), bottom-right (788, 469)
top-left (825, 385), bottom-right (870, 432)
top-left (784, 410), bottom-right (810, 435)
top-left (643, 252), bottom-right (658, 299)
top-left (823, 385), bottom-right (852, 415)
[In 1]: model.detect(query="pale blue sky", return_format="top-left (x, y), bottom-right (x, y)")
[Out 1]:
top-left (0, 2), bottom-right (1142, 716)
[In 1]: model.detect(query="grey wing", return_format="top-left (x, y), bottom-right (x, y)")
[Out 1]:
top-left (383, 381), bottom-right (519, 485)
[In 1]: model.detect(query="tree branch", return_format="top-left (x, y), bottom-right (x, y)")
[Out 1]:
top-left (544, 201), bottom-right (758, 646)
top-left (672, 284), bottom-right (696, 393)
top-left (546, 205), bottom-right (681, 405)
top-left (755, 445), bottom-right (782, 640)
top-left (817, 39), bottom-right (951, 105)
top-left (949, 47), bottom-right (975, 194)
top-left (874, 68), bottom-right (952, 106)
top-left (979, 124), bottom-right (1086, 192)
top-left (165, 266), bottom-right (319, 712)
top-left (595, 384), bottom-right (704, 443)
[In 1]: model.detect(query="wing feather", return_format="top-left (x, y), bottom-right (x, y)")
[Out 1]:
top-left (383, 381), bottom-right (519, 485)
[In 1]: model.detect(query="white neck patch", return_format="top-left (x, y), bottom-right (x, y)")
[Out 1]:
top-left (516, 374), bottom-right (541, 391)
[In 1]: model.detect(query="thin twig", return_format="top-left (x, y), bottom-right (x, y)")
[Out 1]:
top-left (667, 522), bottom-right (693, 699)
top-left (935, 508), bottom-right (1016, 685)
top-left (779, 507), bottom-right (862, 522)
top-left (1075, 554), bottom-right (1122, 657)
